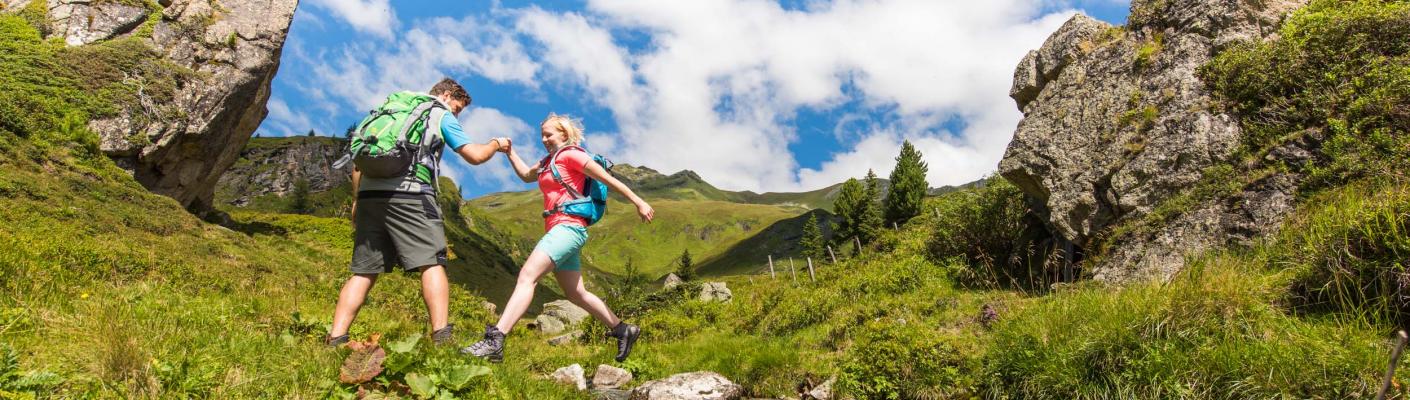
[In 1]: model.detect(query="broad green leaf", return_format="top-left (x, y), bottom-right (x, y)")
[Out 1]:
top-left (405, 372), bottom-right (437, 399)
top-left (384, 353), bottom-right (415, 375)
top-left (443, 365), bottom-right (491, 391)
top-left (386, 334), bottom-right (421, 354)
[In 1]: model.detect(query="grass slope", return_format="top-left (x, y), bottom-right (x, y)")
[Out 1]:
top-left (471, 187), bottom-right (801, 279)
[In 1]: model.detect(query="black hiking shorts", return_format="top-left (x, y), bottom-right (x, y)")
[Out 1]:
top-left (350, 191), bottom-right (449, 274)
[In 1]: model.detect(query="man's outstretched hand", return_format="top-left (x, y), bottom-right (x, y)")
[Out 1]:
top-left (494, 137), bottom-right (512, 153)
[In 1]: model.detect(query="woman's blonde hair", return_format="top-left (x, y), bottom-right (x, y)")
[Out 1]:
top-left (542, 113), bottom-right (585, 146)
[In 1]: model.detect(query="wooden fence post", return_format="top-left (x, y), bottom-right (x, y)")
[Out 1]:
top-left (827, 245), bottom-right (837, 264)
top-left (806, 257), bottom-right (816, 283)
top-left (788, 258), bottom-right (797, 283)
top-left (768, 255), bottom-right (776, 279)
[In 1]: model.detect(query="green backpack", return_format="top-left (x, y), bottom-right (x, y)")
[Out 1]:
top-left (347, 91), bottom-right (444, 178)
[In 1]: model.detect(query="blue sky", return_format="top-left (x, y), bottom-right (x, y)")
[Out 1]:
top-left (257, 0), bottom-right (1131, 199)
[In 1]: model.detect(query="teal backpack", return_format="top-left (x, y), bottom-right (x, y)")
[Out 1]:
top-left (346, 91), bottom-right (443, 179)
top-left (543, 145), bottom-right (612, 226)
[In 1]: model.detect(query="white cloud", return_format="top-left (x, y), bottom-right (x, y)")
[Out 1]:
top-left (257, 97), bottom-right (314, 137)
top-left (510, 0), bottom-right (1075, 192)
top-left (307, 15), bottom-right (541, 112)
top-left (305, 0), bottom-right (398, 38)
top-left (282, 0), bottom-right (1090, 195)
top-left (440, 107), bottom-right (541, 192)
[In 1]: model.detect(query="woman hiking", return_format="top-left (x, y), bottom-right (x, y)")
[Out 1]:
top-left (462, 113), bottom-right (655, 363)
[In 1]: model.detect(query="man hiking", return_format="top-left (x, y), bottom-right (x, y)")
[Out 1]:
top-left (325, 78), bottom-right (510, 347)
top-left (462, 113), bottom-right (654, 363)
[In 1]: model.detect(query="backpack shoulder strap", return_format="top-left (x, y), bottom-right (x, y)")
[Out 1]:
top-left (548, 146), bottom-right (587, 199)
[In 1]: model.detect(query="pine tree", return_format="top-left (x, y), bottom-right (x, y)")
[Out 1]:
top-left (885, 140), bottom-right (928, 226)
top-left (288, 178), bottom-right (311, 214)
top-left (307, 129), bottom-right (316, 137)
top-left (801, 213), bottom-right (826, 262)
top-left (832, 178), bottom-right (865, 246)
top-left (860, 169), bottom-right (884, 244)
top-left (676, 249), bottom-right (694, 281)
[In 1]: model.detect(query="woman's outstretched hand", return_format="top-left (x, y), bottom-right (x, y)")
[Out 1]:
top-left (635, 202), bottom-right (655, 223)
top-left (495, 137), bottom-right (512, 153)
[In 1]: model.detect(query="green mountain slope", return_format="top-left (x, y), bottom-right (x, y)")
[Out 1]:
top-left (470, 163), bottom-right (978, 280)
top-left (471, 186), bottom-right (801, 278)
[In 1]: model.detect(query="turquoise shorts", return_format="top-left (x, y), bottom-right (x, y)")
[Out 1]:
top-left (534, 224), bottom-right (589, 271)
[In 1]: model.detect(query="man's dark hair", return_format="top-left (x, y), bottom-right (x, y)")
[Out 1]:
top-left (429, 77), bottom-right (471, 106)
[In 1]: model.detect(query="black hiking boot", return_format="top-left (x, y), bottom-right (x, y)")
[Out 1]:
top-left (460, 325), bottom-right (505, 363)
top-left (607, 322), bottom-right (640, 362)
top-left (431, 324), bottom-right (455, 346)
top-left (325, 334), bottom-right (349, 347)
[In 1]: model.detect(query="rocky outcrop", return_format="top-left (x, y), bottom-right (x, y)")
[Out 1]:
top-left (49, 1), bottom-right (149, 46)
top-left (998, 0), bottom-right (1307, 282)
top-left (21, 0), bottom-right (298, 214)
top-left (215, 137), bottom-right (350, 206)
top-left (629, 372), bottom-right (743, 400)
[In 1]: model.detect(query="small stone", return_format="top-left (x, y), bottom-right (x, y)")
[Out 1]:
top-left (805, 377), bottom-right (835, 400)
top-left (699, 282), bottom-right (732, 302)
top-left (663, 273), bottom-right (683, 290)
top-left (551, 364), bottom-right (587, 391)
top-left (592, 364), bottom-right (633, 390)
top-left (630, 371), bottom-right (743, 400)
top-left (593, 388), bottom-right (631, 400)
top-left (534, 315), bottom-right (567, 335)
top-left (548, 330), bottom-right (582, 346)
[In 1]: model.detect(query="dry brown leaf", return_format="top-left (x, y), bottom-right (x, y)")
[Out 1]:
top-left (339, 339), bottom-right (387, 384)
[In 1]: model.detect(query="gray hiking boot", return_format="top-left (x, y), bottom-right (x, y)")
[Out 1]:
top-left (607, 322), bottom-right (640, 362)
top-left (460, 325), bottom-right (505, 363)
top-left (325, 334), bottom-right (349, 347)
top-left (431, 324), bottom-right (455, 346)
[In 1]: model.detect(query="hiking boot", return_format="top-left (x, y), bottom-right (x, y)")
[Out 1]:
top-left (607, 322), bottom-right (640, 362)
top-left (460, 325), bottom-right (505, 363)
top-left (325, 334), bottom-right (349, 347)
top-left (431, 324), bottom-right (455, 346)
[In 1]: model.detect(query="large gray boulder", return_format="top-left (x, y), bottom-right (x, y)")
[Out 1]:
top-left (998, 0), bottom-right (1307, 282)
top-left (629, 371), bottom-right (743, 400)
top-left (532, 300), bottom-right (591, 335)
top-left (16, 0), bottom-right (298, 214)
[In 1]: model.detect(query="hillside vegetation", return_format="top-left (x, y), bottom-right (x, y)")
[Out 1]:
top-left (2, 0), bottom-right (1408, 398)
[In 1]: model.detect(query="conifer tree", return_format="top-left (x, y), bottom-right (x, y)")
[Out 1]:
top-left (801, 213), bottom-right (826, 262)
top-left (860, 169), bottom-right (884, 244)
top-left (885, 140), bottom-right (928, 226)
top-left (676, 249), bottom-right (694, 281)
top-left (832, 178), bottom-right (865, 245)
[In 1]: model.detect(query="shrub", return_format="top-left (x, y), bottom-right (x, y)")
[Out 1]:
top-left (838, 321), bottom-right (979, 399)
top-left (927, 177), bottom-right (1054, 289)
top-left (1202, 0), bottom-right (1410, 186)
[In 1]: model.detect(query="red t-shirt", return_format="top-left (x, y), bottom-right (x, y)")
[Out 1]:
top-left (538, 149), bottom-right (591, 232)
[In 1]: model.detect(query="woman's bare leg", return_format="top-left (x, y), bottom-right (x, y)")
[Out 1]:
top-left (494, 250), bottom-right (556, 334)
top-left (555, 270), bottom-right (621, 328)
